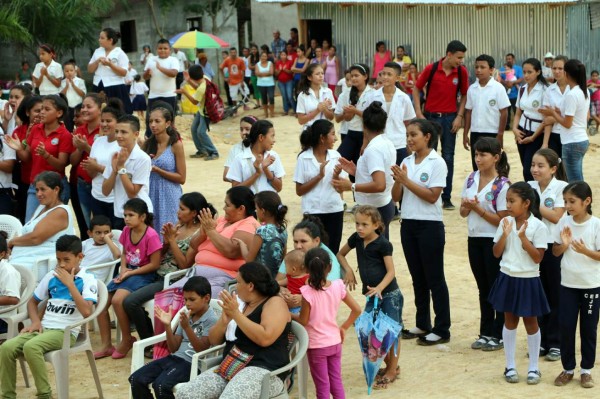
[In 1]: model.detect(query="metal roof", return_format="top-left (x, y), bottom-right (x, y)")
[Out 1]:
top-left (256, 0), bottom-right (578, 4)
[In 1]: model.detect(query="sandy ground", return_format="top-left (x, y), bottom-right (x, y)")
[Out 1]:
top-left (10, 98), bottom-right (600, 398)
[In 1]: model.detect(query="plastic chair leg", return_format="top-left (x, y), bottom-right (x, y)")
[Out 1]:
top-left (86, 349), bottom-right (104, 399)
top-left (298, 356), bottom-right (308, 399)
top-left (52, 353), bottom-right (69, 399)
top-left (18, 358), bottom-right (30, 388)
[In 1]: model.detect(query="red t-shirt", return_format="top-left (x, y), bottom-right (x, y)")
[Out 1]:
top-left (287, 52), bottom-right (298, 64)
top-left (220, 57), bottom-right (246, 85)
top-left (287, 274), bottom-right (309, 295)
top-left (74, 124), bottom-right (100, 183)
top-left (416, 58), bottom-right (469, 113)
top-left (26, 123), bottom-right (74, 180)
top-left (275, 60), bottom-right (293, 83)
top-left (12, 125), bottom-right (33, 184)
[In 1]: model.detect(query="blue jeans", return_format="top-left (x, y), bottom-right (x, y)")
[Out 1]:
top-left (562, 140), bottom-right (589, 182)
top-left (278, 80), bottom-right (295, 113)
top-left (425, 113), bottom-right (456, 202)
top-left (190, 113), bottom-right (218, 156)
top-left (77, 178), bottom-right (93, 230)
top-left (364, 288), bottom-right (404, 326)
top-left (25, 177), bottom-right (70, 222)
top-left (129, 354), bottom-right (191, 399)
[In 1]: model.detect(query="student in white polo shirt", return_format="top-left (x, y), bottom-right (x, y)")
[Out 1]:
top-left (226, 120), bottom-right (285, 193)
top-left (528, 148), bottom-right (568, 362)
top-left (296, 63), bottom-right (336, 130)
top-left (32, 44), bottom-right (63, 95)
top-left (391, 119), bottom-right (451, 345)
top-left (332, 102), bottom-right (395, 239)
top-left (463, 54), bottom-right (510, 171)
top-left (101, 115), bottom-right (153, 229)
top-left (294, 119), bottom-right (348, 254)
top-left (143, 39), bottom-right (179, 137)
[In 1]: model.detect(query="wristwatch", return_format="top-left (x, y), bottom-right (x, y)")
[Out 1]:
top-left (351, 183), bottom-right (356, 193)
top-left (117, 167), bottom-right (128, 175)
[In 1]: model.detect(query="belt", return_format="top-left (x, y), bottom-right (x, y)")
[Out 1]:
top-left (522, 114), bottom-right (543, 133)
top-left (424, 111), bottom-right (457, 118)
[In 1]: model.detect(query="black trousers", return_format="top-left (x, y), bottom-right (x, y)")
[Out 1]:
top-left (538, 244), bottom-right (562, 350)
top-left (123, 280), bottom-right (164, 341)
top-left (548, 132), bottom-right (562, 159)
top-left (467, 237), bottom-right (503, 339)
top-left (337, 129), bottom-right (363, 183)
top-left (313, 211), bottom-right (344, 255)
top-left (469, 132), bottom-right (498, 172)
top-left (559, 286), bottom-right (600, 370)
top-left (516, 126), bottom-right (543, 181)
top-left (505, 97), bottom-right (517, 130)
top-left (401, 219), bottom-right (451, 338)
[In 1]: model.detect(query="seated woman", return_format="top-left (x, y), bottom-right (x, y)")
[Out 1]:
top-left (175, 262), bottom-right (291, 399)
top-left (123, 192), bottom-right (216, 343)
top-left (175, 186), bottom-right (259, 297)
top-left (8, 171), bottom-right (74, 277)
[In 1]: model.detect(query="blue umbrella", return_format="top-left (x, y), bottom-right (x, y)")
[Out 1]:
top-left (168, 32), bottom-right (186, 47)
top-left (355, 296), bottom-right (402, 394)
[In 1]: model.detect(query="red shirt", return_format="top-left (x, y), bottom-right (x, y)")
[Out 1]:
top-left (26, 123), bottom-right (74, 180)
top-left (275, 60), bottom-right (293, 83)
top-left (12, 125), bottom-right (34, 184)
top-left (74, 124), bottom-right (100, 183)
top-left (416, 58), bottom-right (469, 113)
top-left (287, 274), bottom-right (309, 295)
top-left (287, 52), bottom-right (297, 64)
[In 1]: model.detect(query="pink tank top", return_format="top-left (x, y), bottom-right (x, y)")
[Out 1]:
top-left (324, 56), bottom-right (338, 85)
top-left (372, 51), bottom-right (391, 78)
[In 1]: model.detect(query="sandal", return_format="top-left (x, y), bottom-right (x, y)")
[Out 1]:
top-left (373, 375), bottom-right (396, 390)
top-left (376, 366), bottom-right (400, 378)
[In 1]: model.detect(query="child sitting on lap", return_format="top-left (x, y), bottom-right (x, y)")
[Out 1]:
top-left (283, 249), bottom-right (308, 314)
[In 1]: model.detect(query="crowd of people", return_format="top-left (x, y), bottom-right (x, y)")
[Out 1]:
top-left (0, 25), bottom-right (600, 399)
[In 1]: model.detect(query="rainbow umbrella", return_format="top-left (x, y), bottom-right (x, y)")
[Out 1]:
top-left (170, 31), bottom-right (230, 49)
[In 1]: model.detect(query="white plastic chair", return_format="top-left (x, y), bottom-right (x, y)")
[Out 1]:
top-left (18, 280), bottom-right (108, 399)
top-left (85, 258), bottom-right (120, 333)
top-left (111, 229), bottom-right (122, 244)
top-left (0, 215), bottom-right (22, 240)
top-left (30, 256), bottom-right (57, 283)
top-left (193, 320), bottom-right (309, 399)
top-left (0, 265), bottom-right (36, 340)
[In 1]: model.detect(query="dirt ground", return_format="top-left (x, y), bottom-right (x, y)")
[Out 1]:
top-left (10, 98), bottom-right (600, 398)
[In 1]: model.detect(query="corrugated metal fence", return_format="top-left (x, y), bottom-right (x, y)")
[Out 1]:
top-left (567, 3), bottom-right (600, 70)
top-left (299, 3), bottom-right (577, 79)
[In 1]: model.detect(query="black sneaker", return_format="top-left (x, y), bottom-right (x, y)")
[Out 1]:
top-left (442, 200), bottom-right (456, 210)
top-left (205, 154), bottom-right (220, 161)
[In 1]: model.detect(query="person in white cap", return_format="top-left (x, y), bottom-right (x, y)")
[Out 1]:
top-left (543, 52), bottom-right (555, 83)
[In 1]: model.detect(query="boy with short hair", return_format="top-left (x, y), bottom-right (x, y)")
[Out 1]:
top-left (0, 235), bottom-right (98, 399)
top-left (81, 215), bottom-right (122, 282)
top-left (0, 231), bottom-right (20, 335)
top-left (60, 61), bottom-right (87, 132)
top-left (101, 115), bottom-right (153, 229)
top-left (463, 54), bottom-right (511, 171)
top-left (129, 276), bottom-right (218, 399)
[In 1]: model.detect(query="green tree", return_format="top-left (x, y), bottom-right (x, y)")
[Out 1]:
top-left (0, 7), bottom-right (31, 44)
top-left (185, 0), bottom-right (245, 34)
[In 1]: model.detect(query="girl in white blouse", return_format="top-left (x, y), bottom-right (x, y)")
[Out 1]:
top-left (296, 63), bottom-right (335, 129)
top-left (32, 44), bottom-right (63, 96)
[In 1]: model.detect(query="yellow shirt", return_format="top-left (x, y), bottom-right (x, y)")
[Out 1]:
top-left (192, 79), bottom-right (207, 116)
top-left (393, 55), bottom-right (412, 65)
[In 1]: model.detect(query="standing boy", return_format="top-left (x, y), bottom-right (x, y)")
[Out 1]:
top-left (220, 48), bottom-right (245, 109)
top-left (60, 61), bottom-right (87, 132)
top-left (463, 54), bottom-right (511, 171)
top-left (0, 235), bottom-right (98, 399)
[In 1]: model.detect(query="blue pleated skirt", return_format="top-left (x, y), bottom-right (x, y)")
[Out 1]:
top-left (488, 272), bottom-right (550, 317)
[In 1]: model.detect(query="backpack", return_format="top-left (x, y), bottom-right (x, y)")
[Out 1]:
top-left (423, 61), bottom-right (464, 105)
top-left (203, 79), bottom-right (225, 124)
top-left (466, 172), bottom-right (510, 212)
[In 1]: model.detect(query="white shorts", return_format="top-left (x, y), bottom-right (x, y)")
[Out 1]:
top-left (229, 83), bottom-right (241, 99)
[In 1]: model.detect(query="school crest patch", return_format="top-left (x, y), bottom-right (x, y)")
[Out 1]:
top-left (532, 100), bottom-right (540, 108)
top-left (544, 198), bottom-right (554, 208)
top-left (489, 99), bottom-right (496, 106)
top-left (420, 173), bottom-right (429, 182)
top-left (452, 78), bottom-right (459, 85)
top-left (51, 138), bottom-right (59, 145)
top-left (485, 191), bottom-right (494, 201)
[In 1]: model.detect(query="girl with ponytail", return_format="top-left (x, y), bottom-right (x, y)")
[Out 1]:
top-left (296, 63), bottom-right (336, 129)
top-left (223, 115), bottom-right (258, 181)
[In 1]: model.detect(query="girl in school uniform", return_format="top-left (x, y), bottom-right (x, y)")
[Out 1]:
top-left (296, 63), bottom-right (336, 130)
top-left (226, 120), bottom-right (285, 193)
top-left (512, 58), bottom-right (549, 181)
top-left (223, 116), bottom-right (258, 182)
top-left (32, 44), bottom-right (63, 96)
top-left (460, 137), bottom-right (510, 351)
top-left (489, 182), bottom-right (550, 385)
top-left (391, 119), bottom-right (451, 345)
top-left (528, 148), bottom-right (568, 362)
top-left (552, 182), bottom-right (600, 389)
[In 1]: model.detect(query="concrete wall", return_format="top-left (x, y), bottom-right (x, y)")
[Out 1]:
top-left (250, 0), bottom-right (298, 49)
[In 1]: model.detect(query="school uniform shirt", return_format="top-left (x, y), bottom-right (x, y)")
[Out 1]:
top-left (173, 307), bottom-right (219, 363)
top-left (145, 55), bottom-right (179, 99)
top-left (0, 136), bottom-right (16, 188)
top-left (89, 136), bottom-right (120, 203)
top-left (528, 178), bottom-right (568, 244)
top-left (560, 85), bottom-right (590, 144)
top-left (34, 268), bottom-right (98, 337)
top-left (59, 77), bottom-right (87, 108)
top-left (296, 86), bottom-right (336, 127)
top-left (369, 87), bottom-right (416, 149)
top-left (334, 86), bottom-right (374, 131)
top-left (130, 81), bottom-right (149, 96)
top-left (89, 46), bottom-right (129, 87)
top-left (32, 60), bottom-right (63, 95)
top-left (0, 259), bottom-right (20, 318)
top-left (26, 123), bottom-right (74, 179)
top-left (465, 78), bottom-right (511, 133)
top-left (554, 215), bottom-right (600, 289)
top-left (226, 146), bottom-right (285, 194)
top-left (102, 143), bottom-right (153, 218)
top-left (493, 214), bottom-right (549, 278)
top-left (347, 232), bottom-right (399, 295)
top-left (461, 171), bottom-right (509, 237)
top-left (293, 148), bottom-right (348, 214)
top-left (516, 82), bottom-right (546, 132)
top-left (224, 141), bottom-right (245, 168)
top-left (355, 134), bottom-right (395, 208)
top-left (400, 150), bottom-right (447, 221)
top-left (543, 83), bottom-right (570, 134)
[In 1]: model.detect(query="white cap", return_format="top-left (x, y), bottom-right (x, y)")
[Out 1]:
top-left (544, 52), bottom-right (555, 59)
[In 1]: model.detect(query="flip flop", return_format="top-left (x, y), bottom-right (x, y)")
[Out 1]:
top-left (93, 346), bottom-right (115, 360)
top-left (374, 375), bottom-right (397, 390)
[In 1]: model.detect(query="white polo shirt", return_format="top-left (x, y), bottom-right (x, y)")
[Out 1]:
top-left (465, 78), bottom-right (511, 134)
top-left (89, 46), bottom-right (129, 87)
top-left (60, 77), bottom-right (87, 108)
top-left (369, 87), bottom-right (416, 149)
top-left (561, 86), bottom-right (590, 144)
top-left (293, 148), bottom-right (348, 214)
top-left (32, 60), bottom-right (63, 95)
top-left (175, 51), bottom-right (188, 73)
top-left (400, 149), bottom-right (447, 221)
top-left (543, 83), bottom-right (570, 134)
top-left (224, 142), bottom-right (245, 169)
top-left (145, 55), bottom-right (179, 99)
top-left (554, 215), bottom-right (600, 289)
top-left (334, 85), bottom-right (375, 131)
top-left (296, 87), bottom-right (336, 128)
top-left (461, 171), bottom-right (509, 237)
top-left (354, 134), bottom-right (395, 208)
top-left (528, 178), bottom-right (568, 244)
top-left (102, 143), bottom-right (153, 218)
top-left (516, 82), bottom-right (546, 132)
top-left (90, 136), bottom-right (120, 203)
top-left (494, 214), bottom-right (548, 278)
top-left (226, 146), bottom-right (285, 193)
top-left (0, 136), bottom-right (16, 187)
